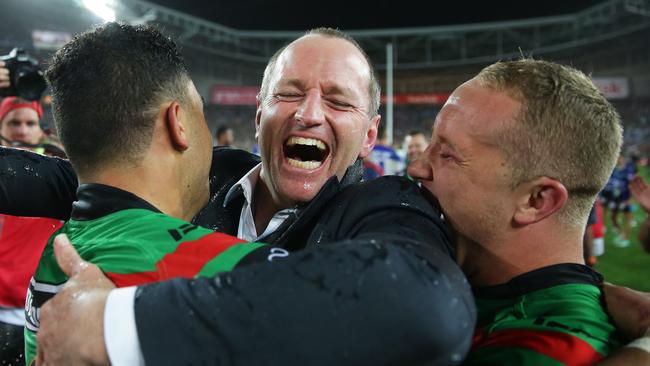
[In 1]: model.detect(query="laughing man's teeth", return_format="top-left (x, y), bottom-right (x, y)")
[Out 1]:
top-left (287, 158), bottom-right (322, 169)
top-left (287, 136), bottom-right (326, 151)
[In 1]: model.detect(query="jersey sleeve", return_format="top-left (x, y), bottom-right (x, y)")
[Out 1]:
top-left (69, 215), bottom-right (286, 287)
top-left (100, 229), bottom-right (280, 287)
top-left (23, 219), bottom-right (283, 366)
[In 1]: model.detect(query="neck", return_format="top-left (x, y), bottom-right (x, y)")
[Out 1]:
top-left (457, 222), bottom-right (585, 287)
top-left (252, 177), bottom-right (289, 236)
top-left (79, 160), bottom-right (205, 222)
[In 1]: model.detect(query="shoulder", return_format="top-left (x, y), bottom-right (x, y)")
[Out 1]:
top-left (468, 326), bottom-right (608, 366)
top-left (63, 211), bottom-right (207, 259)
top-left (342, 176), bottom-right (435, 214)
top-left (211, 147), bottom-right (260, 171)
top-left (209, 147), bottom-right (260, 188)
top-left (325, 176), bottom-right (455, 257)
top-left (94, 210), bottom-right (212, 242)
top-left (473, 284), bottom-right (622, 363)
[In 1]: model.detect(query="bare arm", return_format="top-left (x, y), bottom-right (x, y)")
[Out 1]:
top-left (596, 348), bottom-right (650, 366)
top-left (596, 327), bottom-right (650, 366)
top-left (597, 283), bottom-right (650, 365)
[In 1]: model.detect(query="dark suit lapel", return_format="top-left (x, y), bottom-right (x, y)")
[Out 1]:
top-left (263, 160), bottom-right (364, 250)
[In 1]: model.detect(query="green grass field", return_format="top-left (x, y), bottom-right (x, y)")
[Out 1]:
top-left (595, 166), bottom-right (650, 291)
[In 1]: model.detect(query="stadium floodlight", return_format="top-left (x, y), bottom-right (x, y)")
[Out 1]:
top-left (83, 0), bottom-right (116, 22)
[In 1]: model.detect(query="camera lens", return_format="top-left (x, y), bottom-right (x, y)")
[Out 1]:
top-left (16, 68), bottom-right (47, 101)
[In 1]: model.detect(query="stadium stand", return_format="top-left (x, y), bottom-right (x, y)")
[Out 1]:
top-left (1, 0), bottom-right (649, 152)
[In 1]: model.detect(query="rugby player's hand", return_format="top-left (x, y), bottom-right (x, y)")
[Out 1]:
top-left (630, 176), bottom-right (650, 214)
top-left (602, 282), bottom-right (650, 340)
top-left (0, 61), bottom-right (9, 89)
top-left (597, 284), bottom-right (650, 365)
top-left (36, 234), bottom-right (114, 366)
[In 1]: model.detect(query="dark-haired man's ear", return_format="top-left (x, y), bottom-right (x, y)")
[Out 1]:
top-left (165, 101), bottom-right (189, 151)
top-left (513, 177), bottom-right (568, 226)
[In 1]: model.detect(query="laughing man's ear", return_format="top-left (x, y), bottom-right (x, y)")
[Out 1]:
top-left (254, 94), bottom-right (263, 140)
top-left (359, 115), bottom-right (381, 159)
top-left (165, 101), bottom-right (189, 151)
top-left (513, 177), bottom-right (568, 226)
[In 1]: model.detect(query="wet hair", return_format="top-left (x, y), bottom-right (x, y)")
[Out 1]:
top-left (259, 27), bottom-right (381, 117)
top-left (46, 22), bottom-right (190, 175)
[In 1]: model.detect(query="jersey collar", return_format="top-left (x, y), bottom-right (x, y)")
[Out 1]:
top-left (472, 263), bottom-right (603, 299)
top-left (71, 183), bottom-right (162, 221)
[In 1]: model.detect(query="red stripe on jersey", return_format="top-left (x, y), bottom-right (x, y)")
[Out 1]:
top-left (105, 232), bottom-right (246, 287)
top-left (472, 328), bottom-right (604, 366)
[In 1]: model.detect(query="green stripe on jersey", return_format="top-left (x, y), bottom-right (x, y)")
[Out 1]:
top-left (198, 242), bottom-right (266, 276)
top-left (470, 283), bottom-right (624, 365)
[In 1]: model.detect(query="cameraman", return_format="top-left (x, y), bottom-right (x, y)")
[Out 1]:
top-left (0, 61), bottom-right (9, 88)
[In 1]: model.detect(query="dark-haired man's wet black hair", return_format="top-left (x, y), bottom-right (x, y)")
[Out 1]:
top-left (46, 22), bottom-right (191, 175)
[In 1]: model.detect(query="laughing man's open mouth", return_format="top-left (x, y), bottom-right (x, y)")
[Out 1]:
top-left (284, 136), bottom-right (330, 169)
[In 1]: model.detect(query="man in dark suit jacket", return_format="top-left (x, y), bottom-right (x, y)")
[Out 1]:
top-left (0, 26), bottom-right (475, 365)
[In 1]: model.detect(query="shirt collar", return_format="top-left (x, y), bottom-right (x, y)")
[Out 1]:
top-left (223, 163), bottom-right (261, 207)
top-left (224, 159), bottom-right (365, 207)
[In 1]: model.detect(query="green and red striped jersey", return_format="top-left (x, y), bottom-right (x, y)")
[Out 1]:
top-left (466, 264), bottom-right (624, 366)
top-left (24, 184), bottom-right (284, 365)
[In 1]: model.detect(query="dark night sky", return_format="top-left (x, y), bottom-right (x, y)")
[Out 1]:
top-left (148, 0), bottom-right (604, 30)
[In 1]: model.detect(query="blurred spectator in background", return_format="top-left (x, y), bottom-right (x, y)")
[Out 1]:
top-left (0, 95), bottom-right (65, 158)
top-left (215, 125), bottom-right (235, 147)
top-left (583, 203), bottom-right (599, 266)
top-left (368, 127), bottom-right (404, 175)
top-left (362, 155), bottom-right (384, 181)
top-left (0, 96), bottom-right (45, 151)
top-left (0, 96), bottom-right (63, 366)
top-left (405, 130), bottom-right (427, 163)
top-left (583, 199), bottom-right (607, 267)
top-left (602, 155), bottom-right (636, 247)
top-left (400, 130), bottom-right (427, 177)
top-left (629, 175), bottom-right (650, 254)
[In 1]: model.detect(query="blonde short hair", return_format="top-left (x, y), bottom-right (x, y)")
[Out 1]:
top-left (477, 59), bottom-right (622, 226)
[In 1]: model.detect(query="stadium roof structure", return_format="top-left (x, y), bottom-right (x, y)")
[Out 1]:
top-left (113, 0), bottom-right (650, 70)
top-left (1, 0), bottom-right (649, 91)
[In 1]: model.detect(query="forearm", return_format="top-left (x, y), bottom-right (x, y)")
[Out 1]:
top-left (0, 147), bottom-right (77, 219)
top-left (596, 328), bottom-right (650, 365)
top-left (595, 348), bottom-right (650, 365)
top-left (133, 241), bottom-right (475, 365)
